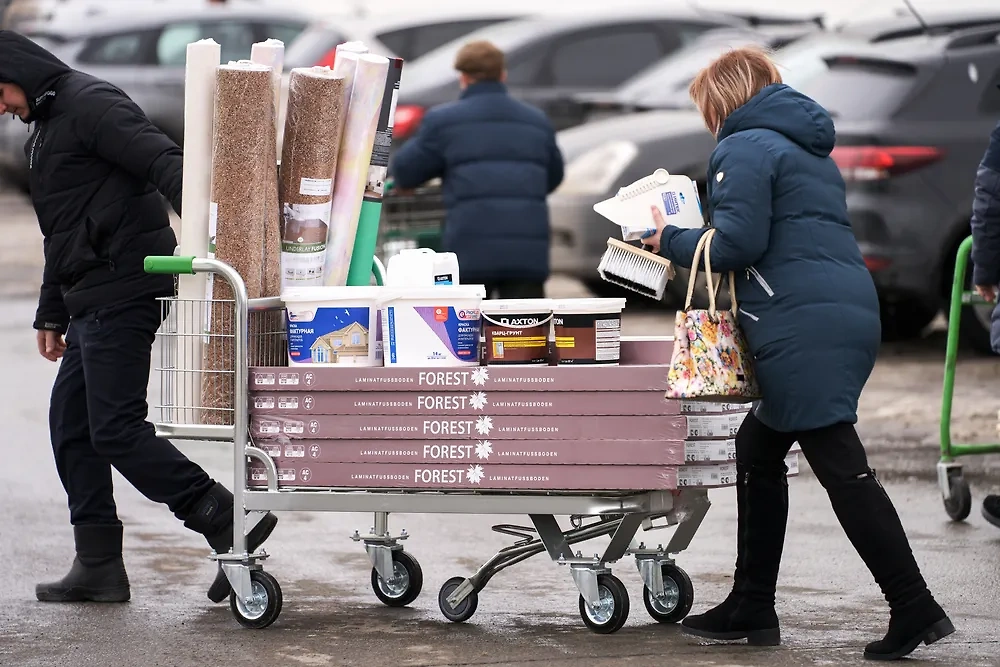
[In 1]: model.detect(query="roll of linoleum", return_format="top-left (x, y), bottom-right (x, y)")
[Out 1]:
top-left (201, 60), bottom-right (273, 424)
top-left (250, 39), bottom-right (285, 299)
top-left (278, 66), bottom-right (346, 289)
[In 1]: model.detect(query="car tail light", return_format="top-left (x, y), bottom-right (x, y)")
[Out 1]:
top-left (863, 256), bottom-right (892, 272)
top-left (393, 105), bottom-right (425, 141)
top-left (831, 146), bottom-right (944, 181)
top-left (316, 47), bottom-right (337, 69)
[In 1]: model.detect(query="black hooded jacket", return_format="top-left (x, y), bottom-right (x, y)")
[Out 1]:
top-left (0, 30), bottom-right (182, 333)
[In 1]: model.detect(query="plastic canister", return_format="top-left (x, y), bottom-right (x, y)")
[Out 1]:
top-left (385, 248), bottom-right (461, 286)
top-left (379, 285), bottom-right (486, 367)
top-left (282, 286), bottom-right (383, 366)
top-left (433, 251), bottom-right (460, 285)
top-left (551, 298), bottom-right (627, 365)
top-left (480, 299), bottom-right (553, 365)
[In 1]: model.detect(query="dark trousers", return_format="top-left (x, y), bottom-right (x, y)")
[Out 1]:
top-left (50, 296), bottom-right (215, 526)
top-left (736, 410), bottom-right (928, 609)
top-left (484, 281), bottom-right (545, 300)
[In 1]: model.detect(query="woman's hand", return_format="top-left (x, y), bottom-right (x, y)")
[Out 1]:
top-left (642, 205), bottom-right (669, 254)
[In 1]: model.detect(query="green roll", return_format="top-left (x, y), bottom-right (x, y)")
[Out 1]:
top-left (346, 200), bottom-right (382, 285)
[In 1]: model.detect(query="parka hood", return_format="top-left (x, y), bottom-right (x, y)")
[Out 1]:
top-left (717, 83), bottom-right (836, 158)
top-left (0, 30), bottom-right (73, 122)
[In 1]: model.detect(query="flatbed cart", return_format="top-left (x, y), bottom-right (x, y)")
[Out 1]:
top-left (144, 254), bottom-right (711, 633)
top-left (939, 235), bottom-right (1000, 521)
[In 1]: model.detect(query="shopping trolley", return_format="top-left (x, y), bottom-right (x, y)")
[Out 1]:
top-left (143, 253), bottom-right (710, 633)
top-left (938, 236), bottom-right (1000, 521)
top-left (376, 180), bottom-right (444, 260)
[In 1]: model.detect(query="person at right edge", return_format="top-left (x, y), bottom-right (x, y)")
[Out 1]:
top-left (389, 40), bottom-right (564, 298)
top-left (968, 118), bottom-right (1000, 530)
top-left (643, 47), bottom-right (953, 660)
top-left (0, 31), bottom-right (276, 605)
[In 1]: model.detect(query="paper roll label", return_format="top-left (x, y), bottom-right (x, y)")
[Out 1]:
top-left (282, 201), bottom-right (331, 288)
top-left (300, 177), bottom-right (332, 197)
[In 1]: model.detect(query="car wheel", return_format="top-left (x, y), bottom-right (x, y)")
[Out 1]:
top-left (879, 300), bottom-right (936, 342)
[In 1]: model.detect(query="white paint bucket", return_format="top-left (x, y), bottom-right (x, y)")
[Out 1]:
top-left (379, 285), bottom-right (486, 367)
top-left (283, 286), bottom-right (383, 366)
top-left (551, 298), bottom-right (626, 365)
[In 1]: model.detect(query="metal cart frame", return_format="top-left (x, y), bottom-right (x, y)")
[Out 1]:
top-left (938, 235), bottom-right (1000, 521)
top-left (144, 254), bottom-right (711, 633)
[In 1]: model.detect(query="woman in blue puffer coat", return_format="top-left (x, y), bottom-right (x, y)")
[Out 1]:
top-left (644, 47), bottom-right (952, 661)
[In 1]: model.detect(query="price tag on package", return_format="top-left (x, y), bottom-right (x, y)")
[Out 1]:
top-left (680, 401), bottom-right (752, 414)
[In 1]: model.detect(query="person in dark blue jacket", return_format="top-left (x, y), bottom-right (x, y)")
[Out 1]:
top-left (644, 47), bottom-right (952, 661)
top-left (390, 40), bottom-right (564, 298)
top-left (969, 118), bottom-right (1000, 529)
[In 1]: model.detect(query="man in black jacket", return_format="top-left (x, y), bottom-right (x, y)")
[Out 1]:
top-left (0, 30), bottom-right (276, 604)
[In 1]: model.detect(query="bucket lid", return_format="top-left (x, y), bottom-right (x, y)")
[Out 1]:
top-left (281, 286), bottom-right (385, 303)
top-left (551, 297), bottom-right (627, 312)
top-left (481, 298), bottom-right (553, 313)
top-left (378, 285), bottom-right (487, 303)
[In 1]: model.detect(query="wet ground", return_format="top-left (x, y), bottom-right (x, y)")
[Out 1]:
top-left (1, 186), bottom-right (999, 666)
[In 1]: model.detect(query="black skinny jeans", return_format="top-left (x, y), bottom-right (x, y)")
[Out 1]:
top-left (736, 409), bottom-right (872, 485)
top-left (49, 296), bottom-right (215, 526)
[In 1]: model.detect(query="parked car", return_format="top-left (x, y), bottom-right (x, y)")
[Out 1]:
top-left (549, 12), bottom-right (1000, 349)
top-left (283, 11), bottom-right (522, 69)
top-left (389, 7), bottom-right (754, 145)
top-left (570, 23), bottom-right (817, 124)
top-left (0, 4), bottom-right (320, 190)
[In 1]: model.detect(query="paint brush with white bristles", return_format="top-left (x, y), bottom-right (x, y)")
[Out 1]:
top-left (597, 237), bottom-right (675, 301)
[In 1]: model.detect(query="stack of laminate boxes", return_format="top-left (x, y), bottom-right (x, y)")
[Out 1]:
top-left (245, 338), bottom-right (798, 491)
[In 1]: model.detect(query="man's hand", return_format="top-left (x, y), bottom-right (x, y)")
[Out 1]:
top-left (37, 330), bottom-right (66, 362)
top-left (975, 284), bottom-right (998, 303)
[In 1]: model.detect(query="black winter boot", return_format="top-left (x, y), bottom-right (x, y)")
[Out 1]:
top-left (824, 469), bottom-right (954, 660)
top-left (182, 482), bottom-right (278, 603)
top-left (36, 524), bottom-right (130, 603)
top-left (681, 462), bottom-right (788, 646)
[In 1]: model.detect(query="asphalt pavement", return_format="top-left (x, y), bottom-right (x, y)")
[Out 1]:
top-left (1, 185), bottom-right (999, 666)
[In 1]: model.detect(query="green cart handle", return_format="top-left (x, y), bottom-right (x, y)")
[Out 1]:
top-left (144, 255), bottom-right (195, 275)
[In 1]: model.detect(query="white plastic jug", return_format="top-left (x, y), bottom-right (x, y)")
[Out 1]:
top-left (385, 248), bottom-right (461, 286)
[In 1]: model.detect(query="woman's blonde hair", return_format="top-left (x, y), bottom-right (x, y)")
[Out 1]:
top-left (689, 46), bottom-right (782, 135)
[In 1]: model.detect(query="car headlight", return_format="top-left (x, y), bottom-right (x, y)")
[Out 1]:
top-left (554, 140), bottom-right (638, 196)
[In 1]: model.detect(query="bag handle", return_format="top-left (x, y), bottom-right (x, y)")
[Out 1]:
top-left (703, 230), bottom-right (739, 317)
top-left (682, 229), bottom-right (714, 311)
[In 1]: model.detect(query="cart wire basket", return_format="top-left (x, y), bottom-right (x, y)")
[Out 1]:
top-left (377, 181), bottom-right (444, 261)
top-left (144, 253), bottom-right (711, 633)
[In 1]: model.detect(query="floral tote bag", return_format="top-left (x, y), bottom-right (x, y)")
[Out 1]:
top-left (665, 228), bottom-right (761, 401)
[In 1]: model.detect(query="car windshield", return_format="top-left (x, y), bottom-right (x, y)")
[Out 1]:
top-left (400, 19), bottom-right (545, 89)
top-left (616, 32), bottom-right (765, 108)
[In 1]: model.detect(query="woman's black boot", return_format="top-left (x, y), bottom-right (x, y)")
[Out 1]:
top-left (36, 524), bottom-right (131, 603)
top-left (182, 482), bottom-right (278, 603)
top-left (824, 469), bottom-right (954, 660)
top-left (681, 461), bottom-right (788, 646)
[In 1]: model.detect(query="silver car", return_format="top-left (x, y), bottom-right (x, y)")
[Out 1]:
top-left (0, 3), bottom-right (313, 189)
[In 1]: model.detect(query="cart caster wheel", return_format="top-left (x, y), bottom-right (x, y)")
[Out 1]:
top-left (438, 576), bottom-right (478, 623)
top-left (944, 476), bottom-right (972, 522)
top-left (578, 573), bottom-right (630, 634)
top-left (371, 551), bottom-right (423, 607)
top-left (643, 564), bottom-right (693, 624)
top-left (230, 570), bottom-right (282, 629)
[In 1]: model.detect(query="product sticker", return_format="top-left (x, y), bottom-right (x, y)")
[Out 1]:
top-left (286, 306), bottom-right (375, 365)
top-left (554, 313), bottom-right (621, 365)
top-left (662, 191), bottom-right (680, 216)
top-left (386, 306), bottom-right (481, 365)
top-left (299, 177), bottom-right (332, 197)
top-left (281, 201), bottom-right (330, 287)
